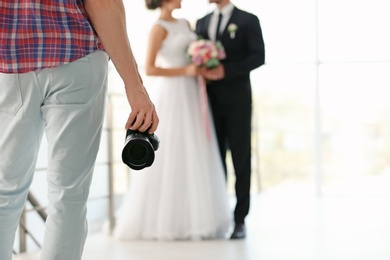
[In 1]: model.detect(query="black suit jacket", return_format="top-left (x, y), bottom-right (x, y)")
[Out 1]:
top-left (196, 7), bottom-right (265, 104)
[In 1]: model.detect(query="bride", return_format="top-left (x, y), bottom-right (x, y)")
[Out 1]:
top-left (113, 0), bottom-right (231, 240)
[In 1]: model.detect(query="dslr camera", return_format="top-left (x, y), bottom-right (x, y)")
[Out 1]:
top-left (122, 129), bottom-right (160, 170)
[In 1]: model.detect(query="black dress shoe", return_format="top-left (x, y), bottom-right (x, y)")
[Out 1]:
top-left (230, 223), bottom-right (246, 239)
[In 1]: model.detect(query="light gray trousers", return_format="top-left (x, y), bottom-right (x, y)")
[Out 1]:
top-left (0, 50), bottom-right (109, 260)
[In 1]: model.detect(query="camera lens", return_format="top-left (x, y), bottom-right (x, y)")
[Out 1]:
top-left (128, 141), bottom-right (151, 163)
top-left (130, 143), bottom-right (147, 160)
top-left (122, 129), bottom-right (159, 170)
top-left (122, 138), bottom-right (155, 170)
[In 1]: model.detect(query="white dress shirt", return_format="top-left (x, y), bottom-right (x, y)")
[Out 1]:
top-left (208, 3), bottom-right (235, 42)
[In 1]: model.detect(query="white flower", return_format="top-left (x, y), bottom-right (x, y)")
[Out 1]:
top-left (227, 23), bottom-right (238, 39)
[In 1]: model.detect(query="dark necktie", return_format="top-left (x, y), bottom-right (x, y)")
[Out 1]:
top-left (215, 13), bottom-right (223, 41)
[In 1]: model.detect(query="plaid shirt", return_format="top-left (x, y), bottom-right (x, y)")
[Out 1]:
top-left (0, 0), bottom-right (103, 74)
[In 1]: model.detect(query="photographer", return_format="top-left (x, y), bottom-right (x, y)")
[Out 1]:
top-left (0, 0), bottom-right (158, 259)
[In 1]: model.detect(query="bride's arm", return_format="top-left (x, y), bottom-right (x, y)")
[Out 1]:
top-left (145, 24), bottom-right (198, 77)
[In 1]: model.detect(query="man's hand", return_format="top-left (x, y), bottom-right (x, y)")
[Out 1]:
top-left (84, 0), bottom-right (159, 134)
top-left (200, 64), bottom-right (225, 81)
top-left (125, 87), bottom-right (159, 134)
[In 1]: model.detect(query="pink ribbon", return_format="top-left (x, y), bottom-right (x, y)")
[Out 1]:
top-left (198, 75), bottom-right (211, 140)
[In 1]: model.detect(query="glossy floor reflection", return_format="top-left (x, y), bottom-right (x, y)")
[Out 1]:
top-left (14, 193), bottom-right (390, 260)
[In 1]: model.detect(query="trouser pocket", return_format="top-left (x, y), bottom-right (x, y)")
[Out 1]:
top-left (0, 74), bottom-right (22, 116)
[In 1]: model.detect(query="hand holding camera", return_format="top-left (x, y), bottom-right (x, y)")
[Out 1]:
top-left (122, 128), bottom-right (160, 170)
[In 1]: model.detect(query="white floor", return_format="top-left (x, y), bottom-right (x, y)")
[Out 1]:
top-left (13, 193), bottom-right (390, 260)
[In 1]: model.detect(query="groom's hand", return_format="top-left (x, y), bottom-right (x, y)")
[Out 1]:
top-left (201, 65), bottom-right (225, 81)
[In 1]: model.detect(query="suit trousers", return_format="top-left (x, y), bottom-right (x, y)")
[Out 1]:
top-left (208, 85), bottom-right (252, 225)
top-left (0, 50), bottom-right (108, 260)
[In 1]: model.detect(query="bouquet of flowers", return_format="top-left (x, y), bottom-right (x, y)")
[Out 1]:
top-left (186, 39), bottom-right (226, 68)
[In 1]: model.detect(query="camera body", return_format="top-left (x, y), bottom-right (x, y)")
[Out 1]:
top-left (122, 129), bottom-right (160, 170)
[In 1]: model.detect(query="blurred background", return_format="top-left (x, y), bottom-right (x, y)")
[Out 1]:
top-left (14, 0), bottom-right (390, 256)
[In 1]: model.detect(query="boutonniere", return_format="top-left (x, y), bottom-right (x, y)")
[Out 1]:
top-left (227, 23), bottom-right (238, 39)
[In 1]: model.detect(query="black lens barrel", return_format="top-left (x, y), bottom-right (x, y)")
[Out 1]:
top-left (122, 129), bottom-right (159, 170)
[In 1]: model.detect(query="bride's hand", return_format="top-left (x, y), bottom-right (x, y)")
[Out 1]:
top-left (185, 64), bottom-right (199, 76)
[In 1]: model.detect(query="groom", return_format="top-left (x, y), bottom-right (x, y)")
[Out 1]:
top-left (196, 0), bottom-right (265, 239)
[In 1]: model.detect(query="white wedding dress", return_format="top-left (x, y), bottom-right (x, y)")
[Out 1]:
top-left (113, 19), bottom-right (232, 240)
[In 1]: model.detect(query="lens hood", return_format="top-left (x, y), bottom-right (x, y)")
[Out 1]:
top-left (122, 129), bottom-right (159, 170)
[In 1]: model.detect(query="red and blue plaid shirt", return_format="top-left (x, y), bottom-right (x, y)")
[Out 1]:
top-left (0, 0), bottom-right (103, 74)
